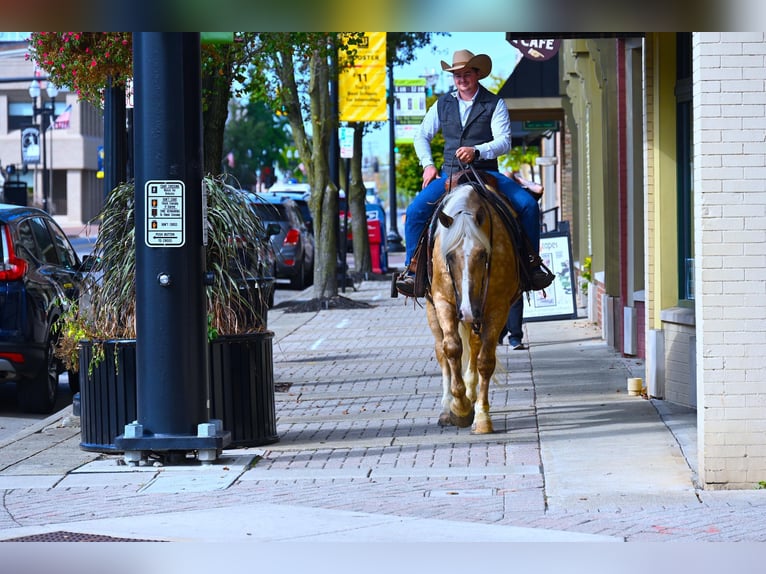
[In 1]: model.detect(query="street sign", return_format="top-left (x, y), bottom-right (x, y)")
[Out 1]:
top-left (339, 127), bottom-right (354, 158)
top-left (145, 180), bottom-right (185, 247)
top-left (522, 120), bottom-right (559, 131)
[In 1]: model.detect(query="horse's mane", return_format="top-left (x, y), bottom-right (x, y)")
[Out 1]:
top-left (437, 184), bottom-right (492, 258)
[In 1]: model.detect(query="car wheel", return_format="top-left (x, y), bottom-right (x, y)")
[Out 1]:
top-left (290, 259), bottom-right (306, 290)
top-left (17, 338), bottom-right (59, 414)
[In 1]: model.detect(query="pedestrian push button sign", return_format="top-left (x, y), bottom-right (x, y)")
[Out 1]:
top-left (145, 180), bottom-right (185, 247)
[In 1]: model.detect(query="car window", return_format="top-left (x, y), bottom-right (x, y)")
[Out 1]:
top-left (251, 203), bottom-right (286, 222)
top-left (15, 220), bottom-right (41, 262)
top-left (47, 220), bottom-right (79, 269)
top-left (29, 217), bottom-right (59, 265)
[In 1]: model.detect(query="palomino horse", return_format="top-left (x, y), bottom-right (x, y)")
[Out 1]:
top-left (426, 177), bottom-right (521, 434)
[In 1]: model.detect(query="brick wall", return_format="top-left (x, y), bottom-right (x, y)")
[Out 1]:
top-left (694, 32), bottom-right (766, 488)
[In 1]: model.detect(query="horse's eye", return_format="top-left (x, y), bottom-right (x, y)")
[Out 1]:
top-left (446, 253), bottom-right (455, 265)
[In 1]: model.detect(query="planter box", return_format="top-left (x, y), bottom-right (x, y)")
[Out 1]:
top-left (78, 332), bottom-right (278, 452)
top-left (78, 340), bottom-right (137, 453)
top-left (209, 332), bottom-right (278, 448)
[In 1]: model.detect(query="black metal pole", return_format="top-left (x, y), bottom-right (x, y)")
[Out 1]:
top-left (115, 32), bottom-right (228, 461)
top-left (103, 78), bottom-right (127, 198)
top-left (386, 64), bottom-right (404, 252)
top-left (40, 111), bottom-right (48, 213)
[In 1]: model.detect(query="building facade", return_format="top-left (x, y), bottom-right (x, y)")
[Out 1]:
top-left (555, 32), bottom-right (766, 489)
top-left (0, 41), bottom-right (104, 226)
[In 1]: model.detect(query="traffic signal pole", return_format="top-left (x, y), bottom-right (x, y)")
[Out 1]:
top-left (115, 32), bottom-right (230, 464)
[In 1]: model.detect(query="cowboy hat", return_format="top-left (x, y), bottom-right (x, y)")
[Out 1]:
top-left (440, 49), bottom-right (492, 79)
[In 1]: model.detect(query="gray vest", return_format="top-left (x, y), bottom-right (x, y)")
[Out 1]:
top-left (437, 85), bottom-right (501, 173)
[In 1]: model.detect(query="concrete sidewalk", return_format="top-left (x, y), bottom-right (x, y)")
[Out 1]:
top-left (0, 256), bottom-right (763, 545)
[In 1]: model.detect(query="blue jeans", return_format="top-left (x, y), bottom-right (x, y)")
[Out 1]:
top-left (505, 297), bottom-right (524, 342)
top-left (403, 170), bottom-right (540, 266)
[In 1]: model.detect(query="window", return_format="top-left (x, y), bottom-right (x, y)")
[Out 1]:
top-left (676, 33), bottom-right (694, 301)
top-left (29, 217), bottom-right (58, 265)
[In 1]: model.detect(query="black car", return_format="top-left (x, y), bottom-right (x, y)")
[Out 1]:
top-left (0, 204), bottom-right (89, 413)
top-left (246, 193), bottom-right (315, 290)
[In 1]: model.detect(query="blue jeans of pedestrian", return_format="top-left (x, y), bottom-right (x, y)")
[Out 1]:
top-left (505, 297), bottom-right (524, 342)
top-left (403, 170), bottom-right (540, 266)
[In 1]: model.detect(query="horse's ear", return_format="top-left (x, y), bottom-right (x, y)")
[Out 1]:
top-left (438, 211), bottom-right (454, 228)
top-left (475, 206), bottom-right (486, 226)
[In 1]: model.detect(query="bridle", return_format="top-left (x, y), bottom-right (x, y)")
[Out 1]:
top-left (442, 164), bottom-right (494, 335)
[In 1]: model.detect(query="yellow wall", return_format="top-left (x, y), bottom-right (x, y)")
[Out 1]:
top-left (649, 33), bottom-right (680, 328)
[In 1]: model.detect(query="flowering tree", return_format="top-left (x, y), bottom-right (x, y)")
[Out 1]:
top-left (26, 32), bottom-right (253, 176)
top-left (26, 32), bottom-right (132, 108)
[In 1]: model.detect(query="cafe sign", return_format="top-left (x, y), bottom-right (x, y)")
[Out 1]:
top-left (510, 39), bottom-right (561, 61)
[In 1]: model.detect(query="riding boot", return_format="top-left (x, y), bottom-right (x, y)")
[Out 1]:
top-left (527, 253), bottom-right (555, 291)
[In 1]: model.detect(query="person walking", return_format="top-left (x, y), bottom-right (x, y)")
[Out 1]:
top-left (395, 49), bottom-right (551, 297)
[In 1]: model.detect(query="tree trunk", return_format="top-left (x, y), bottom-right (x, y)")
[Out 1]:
top-left (349, 123), bottom-right (371, 273)
top-left (271, 39), bottom-right (340, 302)
top-left (308, 47), bottom-right (339, 299)
top-left (201, 45), bottom-right (234, 176)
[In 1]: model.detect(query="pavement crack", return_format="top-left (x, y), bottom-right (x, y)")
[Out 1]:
top-left (1, 490), bottom-right (23, 527)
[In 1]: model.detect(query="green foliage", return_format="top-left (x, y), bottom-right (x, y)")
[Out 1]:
top-left (501, 145), bottom-right (541, 176)
top-left (54, 175), bottom-right (270, 373)
top-left (223, 99), bottom-right (291, 189)
top-left (394, 131), bottom-right (445, 201)
top-left (580, 256), bottom-right (593, 295)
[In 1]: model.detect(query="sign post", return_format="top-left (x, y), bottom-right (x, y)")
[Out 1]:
top-left (115, 33), bottom-right (230, 464)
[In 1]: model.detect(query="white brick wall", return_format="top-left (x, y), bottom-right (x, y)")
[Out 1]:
top-left (694, 32), bottom-right (766, 489)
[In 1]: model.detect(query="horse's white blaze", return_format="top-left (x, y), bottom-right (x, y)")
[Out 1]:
top-left (458, 234), bottom-right (476, 323)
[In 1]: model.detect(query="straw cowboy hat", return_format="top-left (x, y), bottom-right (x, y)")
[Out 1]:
top-left (441, 49), bottom-right (492, 79)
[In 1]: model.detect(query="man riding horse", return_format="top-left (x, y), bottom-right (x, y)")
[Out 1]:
top-left (395, 49), bottom-right (552, 298)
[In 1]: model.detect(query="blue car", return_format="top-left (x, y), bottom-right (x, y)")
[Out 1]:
top-left (0, 204), bottom-right (89, 413)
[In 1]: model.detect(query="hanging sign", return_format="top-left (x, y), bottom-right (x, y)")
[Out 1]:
top-left (339, 32), bottom-right (388, 122)
top-left (510, 39), bottom-right (561, 61)
top-left (21, 126), bottom-right (40, 164)
top-left (394, 79), bottom-right (427, 145)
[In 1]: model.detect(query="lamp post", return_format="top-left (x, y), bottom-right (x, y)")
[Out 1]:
top-left (28, 79), bottom-right (58, 213)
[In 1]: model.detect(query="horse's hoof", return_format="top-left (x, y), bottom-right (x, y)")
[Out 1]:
top-left (449, 410), bottom-right (475, 428)
top-left (472, 421), bottom-right (494, 434)
top-left (438, 412), bottom-right (453, 427)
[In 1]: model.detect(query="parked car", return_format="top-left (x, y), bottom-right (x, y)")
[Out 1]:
top-left (0, 204), bottom-right (90, 413)
top-left (230, 216), bottom-right (279, 310)
top-left (246, 193), bottom-right (315, 290)
top-left (263, 188), bottom-right (313, 235)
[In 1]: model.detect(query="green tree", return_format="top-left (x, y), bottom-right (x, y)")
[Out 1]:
top-left (223, 99), bottom-right (290, 190)
top-left (27, 32), bottom-right (256, 178)
top-left (343, 33), bottom-right (448, 273)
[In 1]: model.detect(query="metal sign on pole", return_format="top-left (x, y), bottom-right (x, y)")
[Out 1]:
top-left (115, 32), bottom-right (230, 464)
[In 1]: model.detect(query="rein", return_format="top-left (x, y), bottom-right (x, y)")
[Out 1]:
top-left (445, 164), bottom-right (494, 335)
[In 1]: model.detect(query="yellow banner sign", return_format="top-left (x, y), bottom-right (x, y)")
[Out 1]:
top-left (339, 32), bottom-right (387, 123)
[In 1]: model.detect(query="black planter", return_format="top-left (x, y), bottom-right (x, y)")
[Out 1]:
top-left (77, 332), bottom-right (277, 452)
top-left (78, 340), bottom-right (138, 453)
top-left (209, 332), bottom-right (278, 447)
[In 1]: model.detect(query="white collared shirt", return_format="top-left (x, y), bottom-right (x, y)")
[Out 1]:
top-left (414, 88), bottom-right (512, 169)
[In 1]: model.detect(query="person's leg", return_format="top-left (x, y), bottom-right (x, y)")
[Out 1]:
top-left (498, 297), bottom-right (524, 347)
top-left (403, 175), bottom-right (449, 266)
top-left (506, 297), bottom-right (524, 349)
